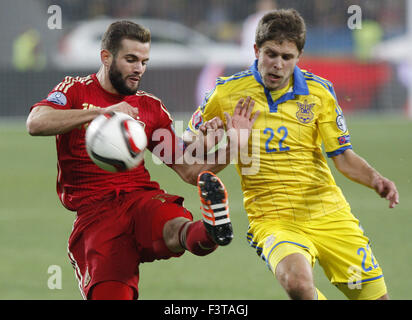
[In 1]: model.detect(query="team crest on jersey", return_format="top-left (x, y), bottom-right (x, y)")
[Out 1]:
top-left (296, 100), bottom-right (315, 123)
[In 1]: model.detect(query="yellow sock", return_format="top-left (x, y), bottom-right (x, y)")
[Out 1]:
top-left (316, 288), bottom-right (327, 300)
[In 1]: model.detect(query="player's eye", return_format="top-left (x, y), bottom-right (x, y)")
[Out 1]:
top-left (266, 51), bottom-right (277, 58)
top-left (124, 55), bottom-right (139, 63)
top-left (282, 55), bottom-right (292, 60)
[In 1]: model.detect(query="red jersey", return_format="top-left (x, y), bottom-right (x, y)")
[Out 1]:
top-left (32, 74), bottom-right (182, 211)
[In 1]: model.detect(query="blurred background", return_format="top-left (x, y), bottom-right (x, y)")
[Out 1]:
top-left (0, 0), bottom-right (410, 117)
top-left (1, 0), bottom-right (411, 300)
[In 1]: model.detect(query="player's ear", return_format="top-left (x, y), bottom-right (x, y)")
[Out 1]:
top-left (254, 44), bottom-right (259, 59)
top-left (100, 49), bottom-right (113, 68)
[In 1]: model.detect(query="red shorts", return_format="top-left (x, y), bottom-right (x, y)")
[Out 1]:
top-left (67, 189), bottom-right (193, 299)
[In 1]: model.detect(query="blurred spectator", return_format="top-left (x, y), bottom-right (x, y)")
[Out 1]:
top-left (352, 19), bottom-right (383, 61)
top-left (12, 28), bottom-right (46, 71)
top-left (42, 0), bottom-right (406, 54)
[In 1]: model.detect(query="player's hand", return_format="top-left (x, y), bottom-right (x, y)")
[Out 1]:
top-left (105, 102), bottom-right (139, 119)
top-left (372, 175), bottom-right (399, 208)
top-left (198, 117), bottom-right (225, 152)
top-left (224, 96), bottom-right (260, 150)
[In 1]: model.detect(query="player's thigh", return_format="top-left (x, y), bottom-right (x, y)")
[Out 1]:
top-left (127, 191), bottom-right (193, 261)
top-left (310, 208), bottom-right (386, 298)
top-left (69, 201), bottom-right (140, 299)
top-left (247, 220), bottom-right (318, 275)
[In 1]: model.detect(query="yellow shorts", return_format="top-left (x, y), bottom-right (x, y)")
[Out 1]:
top-left (247, 206), bottom-right (387, 300)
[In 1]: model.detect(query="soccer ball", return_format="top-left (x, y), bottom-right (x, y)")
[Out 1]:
top-left (85, 111), bottom-right (147, 172)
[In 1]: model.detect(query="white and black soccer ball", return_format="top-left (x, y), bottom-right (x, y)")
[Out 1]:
top-left (85, 111), bottom-right (147, 172)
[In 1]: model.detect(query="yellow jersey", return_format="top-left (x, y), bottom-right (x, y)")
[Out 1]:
top-left (187, 60), bottom-right (352, 222)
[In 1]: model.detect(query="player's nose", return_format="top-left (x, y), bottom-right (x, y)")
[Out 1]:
top-left (272, 56), bottom-right (283, 70)
top-left (134, 61), bottom-right (144, 74)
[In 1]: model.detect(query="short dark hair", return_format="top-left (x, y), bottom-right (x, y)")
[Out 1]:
top-left (101, 20), bottom-right (151, 56)
top-left (255, 9), bottom-right (306, 52)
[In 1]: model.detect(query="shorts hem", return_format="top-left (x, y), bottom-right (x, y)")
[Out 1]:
top-left (333, 275), bottom-right (387, 300)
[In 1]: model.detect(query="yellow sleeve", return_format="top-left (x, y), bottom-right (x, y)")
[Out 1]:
top-left (317, 87), bottom-right (352, 158)
top-left (186, 85), bottom-right (223, 134)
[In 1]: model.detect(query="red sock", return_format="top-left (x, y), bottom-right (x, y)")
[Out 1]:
top-left (179, 220), bottom-right (217, 256)
top-left (90, 281), bottom-right (135, 300)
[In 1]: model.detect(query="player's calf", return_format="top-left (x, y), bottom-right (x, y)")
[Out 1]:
top-left (178, 220), bottom-right (217, 256)
top-left (163, 216), bottom-right (218, 257)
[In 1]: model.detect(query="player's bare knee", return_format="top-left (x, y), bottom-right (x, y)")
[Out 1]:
top-left (275, 253), bottom-right (315, 299)
top-left (276, 269), bottom-right (314, 299)
top-left (162, 217), bottom-right (190, 252)
top-left (286, 278), bottom-right (315, 300)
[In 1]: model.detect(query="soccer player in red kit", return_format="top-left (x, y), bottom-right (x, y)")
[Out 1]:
top-left (26, 20), bottom-right (258, 300)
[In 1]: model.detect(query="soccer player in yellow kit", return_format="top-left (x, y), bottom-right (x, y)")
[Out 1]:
top-left (184, 9), bottom-right (399, 300)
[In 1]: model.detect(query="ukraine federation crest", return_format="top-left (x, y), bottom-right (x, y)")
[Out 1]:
top-left (296, 100), bottom-right (315, 123)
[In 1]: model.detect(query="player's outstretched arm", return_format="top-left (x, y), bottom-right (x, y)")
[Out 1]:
top-left (182, 117), bottom-right (226, 160)
top-left (170, 127), bottom-right (230, 185)
top-left (182, 97), bottom-right (259, 160)
top-left (332, 149), bottom-right (399, 208)
top-left (27, 105), bottom-right (103, 136)
top-left (172, 97), bottom-right (259, 185)
top-left (27, 102), bottom-right (139, 136)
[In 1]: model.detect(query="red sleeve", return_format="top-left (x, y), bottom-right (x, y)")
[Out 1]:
top-left (31, 76), bottom-right (79, 111)
top-left (147, 101), bottom-right (185, 166)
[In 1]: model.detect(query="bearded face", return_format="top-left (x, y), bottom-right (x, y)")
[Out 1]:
top-left (108, 39), bottom-right (150, 95)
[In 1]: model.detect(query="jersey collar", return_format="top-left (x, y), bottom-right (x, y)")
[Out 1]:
top-left (250, 59), bottom-right (309, 112)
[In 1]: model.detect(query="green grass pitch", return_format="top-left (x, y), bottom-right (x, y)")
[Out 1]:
top-left (0, 115), bottom-right (411, 300)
